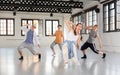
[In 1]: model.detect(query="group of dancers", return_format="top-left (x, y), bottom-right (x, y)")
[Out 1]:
top-left (17, 20), bottom-right (106, 65)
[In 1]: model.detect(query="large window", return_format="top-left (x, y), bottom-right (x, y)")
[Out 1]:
top-left (73, 7), bottom-right (97, 34)
top-left (74, 15), bottom-right (82, 24)
top-left (103, 1), bottom-right (116, 32)
top-left (21, 19), bottom-right (41, 36)
top-left (45, 20), bottom-right (59, 36)
top-left (73, 14), bottom-right (85, 34)
top-left (0, 18), bottom-right (15, 36)
top-left (85, 9), bottom-right (97, 33)
top-left (117, 0), bottom-right (120, 30)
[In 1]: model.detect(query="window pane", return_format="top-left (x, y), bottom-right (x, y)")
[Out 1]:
top-left (86, 12), bottom-right (89, 25)
top-left (22, 20), bottom-right (27, 25)
top-left (75, 21), bottom-right (78, 24)
top-left (53, 21), bottom-right (58, 34)
top-left (78, 15), bottom-right (82, 23)
top-left (105, 24), bottom-right (109, 31)
top-left (0, 19), bottom-right (14, 36)
top-left (110, 3), bottom-right (114, 9)
top-left (74, 16), bottom-right (76, 22)
top-left (0, 19), bottom-right (6, 35)
top-left (22, 20), bottom-right (27, 35)
top-left (104, 18), bottom-right (108, 25)
top-left (93, 15), bottom-right (97, 21)
top-left (110, 17), bottom-right (115, 24)
top-left (104, 5), bottom-right (108, 12)
top-left (93, 21), bottom-right (97, 25)
top-left (74, 16), bottom-right (79, 24)
top-left (110, 23), bottom-right (115, 31)
top-left (46, 21), bottom-right (52, 35)
top-left (110, 9), bottom-right (115, 17)
top-left (104, 12), bottom-right (108, 18)
top-left (28, 20), bottom-right (32, 25)
top-left (89, 16), bottom-right (92, 22)
top-left (93, 10), bottom-right (96, 16)
top-left (33, 20), bottom-right (39, 35)
top-left (117, 22), bottom-right (120, 29)
top-left (7, 20), bottom-right (14, 35)
top-left (89, 11), bottom-right (92, 17)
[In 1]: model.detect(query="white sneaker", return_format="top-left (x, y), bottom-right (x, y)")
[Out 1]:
top-left (64, 64), bottom-right (68, 69)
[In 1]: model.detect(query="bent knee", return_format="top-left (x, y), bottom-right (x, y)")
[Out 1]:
top-left (17, 46), bottom-right (22, 51)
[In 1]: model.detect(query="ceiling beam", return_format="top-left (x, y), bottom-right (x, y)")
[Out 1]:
top-left (0, 0), bottom-right (83, 13)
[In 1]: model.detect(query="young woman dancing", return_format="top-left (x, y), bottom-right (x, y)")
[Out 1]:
top-left (62, 20), bottom-right (82, 65)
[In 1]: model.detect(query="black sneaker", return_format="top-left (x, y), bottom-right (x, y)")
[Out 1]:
top-left (102, 53), bottom-right (106, 59)
top-left (19, 56), bottom-right (23, 60)
top-left (38, 54), bottom-right (41, 59)
top-left (81, 55), bottom-right (87, 59)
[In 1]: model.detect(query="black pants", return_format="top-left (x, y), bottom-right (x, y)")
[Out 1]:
top-left (81, 42), bottom-right (99, 54)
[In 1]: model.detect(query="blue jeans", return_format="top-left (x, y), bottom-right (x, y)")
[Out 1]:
top-left (63, 40), bottom-right (76, 59)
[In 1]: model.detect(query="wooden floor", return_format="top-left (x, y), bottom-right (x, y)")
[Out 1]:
top-left (0, 47), bottom-right (120, 75)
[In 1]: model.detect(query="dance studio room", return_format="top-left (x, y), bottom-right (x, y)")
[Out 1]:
top-left (0, 0), bottom-right (120, 75)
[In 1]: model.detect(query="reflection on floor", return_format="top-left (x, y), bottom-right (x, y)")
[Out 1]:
top-left (0, 47), bottom-right (120, 75)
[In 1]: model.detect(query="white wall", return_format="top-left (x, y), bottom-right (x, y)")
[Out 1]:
top-left (0, 11), bottom-right (71, 47)
top-left (100, 1), bottom-right (120, 53)
top-left (72, 0), bottom-right (120, 53)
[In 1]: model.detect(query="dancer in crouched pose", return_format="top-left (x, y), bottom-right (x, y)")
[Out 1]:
top-left (81, 25), bottom-right (106, 59)
top-left (50, 25), bottom-right (64, 56)
top-left (17, 24), bottom-right (41, 60)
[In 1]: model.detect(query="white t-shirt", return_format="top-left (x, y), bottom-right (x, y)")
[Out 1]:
top-left (65, 31), bottom-right (79, 42)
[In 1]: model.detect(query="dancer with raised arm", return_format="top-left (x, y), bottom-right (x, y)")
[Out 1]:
top-left (62, 20), bottom-right (82, 65)
top-left (17, 24), bottom-right (41, 60)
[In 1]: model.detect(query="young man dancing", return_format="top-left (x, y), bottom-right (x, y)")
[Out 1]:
top-left (18, 24), bottom-right (41, 60)
top-left (50, 25), bottom-right (64, 56)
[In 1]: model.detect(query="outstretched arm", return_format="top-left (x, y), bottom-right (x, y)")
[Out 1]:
top-left (65, 20), bottom-right (73, 32)
top-left (85, 26), bottom-right (93, 30)
top-left (21, 24), bottom-right (30, 32)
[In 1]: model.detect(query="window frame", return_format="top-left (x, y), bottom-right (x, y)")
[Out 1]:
top-left (21, 19), bottom-right (40, 36)
top-left (72, 6), bottom-right (98, 34)
top-left (45, 19), bottom-right (59, 36)
top-left (72, 13), bottom-right (85, 34)
top-left (103, 1), bottom-right (117, 33)
top-left (0, 18), bottom-right (15, 36)
top-left (85, 7), bottom-right (98, 34)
